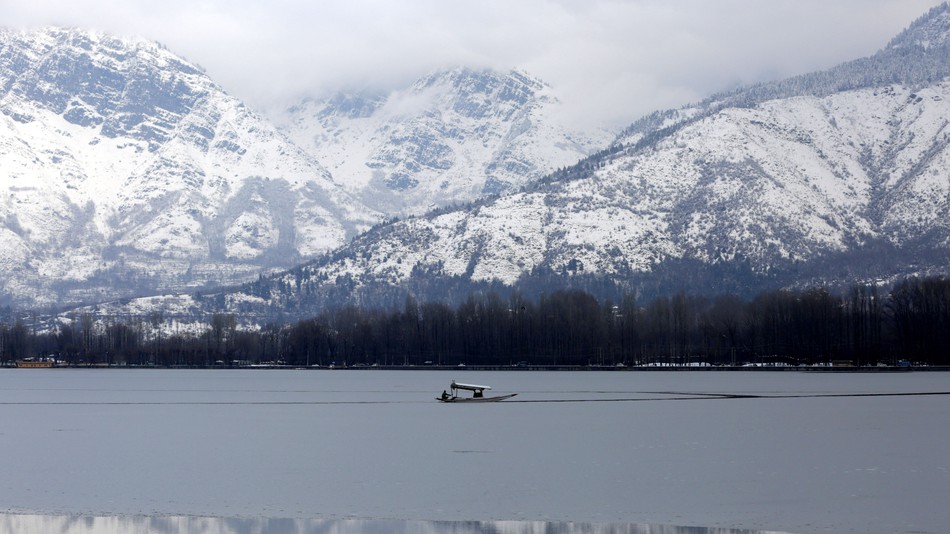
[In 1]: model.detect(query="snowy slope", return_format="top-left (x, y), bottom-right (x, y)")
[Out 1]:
top-left (294, 81), bottom-right (950, 289)
top-left (276, 68), bottom-right (613, 216)
top-left (237, 3), bottom-right (950, 310)
top-left (0, 27), bottom-right (379, 307)
top-left (111, 78), bottom-right (950, 327)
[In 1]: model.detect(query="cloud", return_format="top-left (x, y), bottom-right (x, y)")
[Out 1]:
top-left (0, 0), bottom-right (944, 129)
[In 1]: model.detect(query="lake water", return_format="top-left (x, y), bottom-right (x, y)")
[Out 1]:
top-left (1, 369), bottom-right (948, 534)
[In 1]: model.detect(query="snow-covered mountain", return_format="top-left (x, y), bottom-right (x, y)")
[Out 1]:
top-left (173, 1), bottom-right (950, 318)
top-left (45, 3), bottom-right (950, 326)
top-left (275, 68), bottom-right (613, 216)
top-left (0, 27), bottom-right (379, 307)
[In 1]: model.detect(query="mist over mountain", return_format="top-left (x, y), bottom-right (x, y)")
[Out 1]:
top-left (97, 1), bottom-right (950, 326)
top-left (275, 68), bottom-right (612, 217)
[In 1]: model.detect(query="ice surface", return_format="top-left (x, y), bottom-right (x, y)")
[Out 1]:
top-left (0, 370), bottom-right (947, 534)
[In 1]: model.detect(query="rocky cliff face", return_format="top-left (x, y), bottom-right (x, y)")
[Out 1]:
top-left (0, 27), bottom-right (378, 307)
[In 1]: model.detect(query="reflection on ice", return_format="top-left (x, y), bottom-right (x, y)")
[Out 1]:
top-left (0, 514), bottom-right (788, 534)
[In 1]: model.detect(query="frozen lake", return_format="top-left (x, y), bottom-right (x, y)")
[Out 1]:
top-left (1, 369), bottom-right (948, 533)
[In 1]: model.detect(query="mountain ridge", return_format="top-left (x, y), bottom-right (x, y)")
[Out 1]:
top-left (0, 27), bottom-right (612, 309)
top-left (0, 26), bottom-right (379, 307)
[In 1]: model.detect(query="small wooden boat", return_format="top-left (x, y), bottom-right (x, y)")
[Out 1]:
top-left (436, 381), bottom-right (517, 403)
top-left (15, 359), bottom-right (54, 368)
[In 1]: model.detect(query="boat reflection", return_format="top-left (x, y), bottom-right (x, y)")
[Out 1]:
top-left (0, 513), bottom-right (789, 534)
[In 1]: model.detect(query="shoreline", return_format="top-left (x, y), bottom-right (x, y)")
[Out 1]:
top-left (2, 363), bottom-right (945, 372)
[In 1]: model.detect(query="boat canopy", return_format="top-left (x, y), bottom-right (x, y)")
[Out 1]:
top-left (450, 381), bottom-right (491, 391)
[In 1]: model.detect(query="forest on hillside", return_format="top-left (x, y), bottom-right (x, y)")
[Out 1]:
top-left (1, 276), bottom-right (948, 368)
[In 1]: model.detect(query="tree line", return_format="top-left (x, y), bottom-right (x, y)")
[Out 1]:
top-left (1, 276), bottom-right (948, 367)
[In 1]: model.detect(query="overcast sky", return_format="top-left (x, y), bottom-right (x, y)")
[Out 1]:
top-left (1, 0), bottom-right (944, 129)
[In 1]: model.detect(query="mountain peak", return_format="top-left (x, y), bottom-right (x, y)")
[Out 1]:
top-left (0, 25), bottom-right (376, 307)
top-left (418, 67), bottom-right (545, 89)
top-left (2, 25), bottom-right (202, 70)
top-left (278, 66), bottom-right (610, 217)
top-left (413, 67), bottom-right (551, 109)
top-left (1, 25), bottom-right (213, 146)
top-left (886, 2), bottom-right (950, 50)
